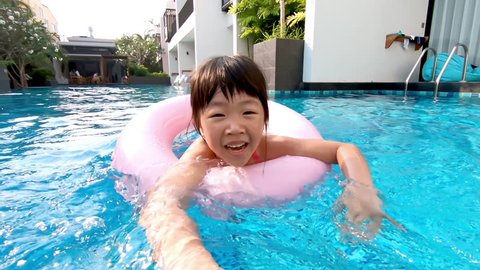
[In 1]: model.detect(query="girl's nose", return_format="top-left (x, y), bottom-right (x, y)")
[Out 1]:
top-left (226, 119), bottom-right (245, 134)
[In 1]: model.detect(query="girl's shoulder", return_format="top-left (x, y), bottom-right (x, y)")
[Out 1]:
top-left (265, 134), bottom-right (297, 147)
top-left (262, 134), bottom-right (297, 160)
top-left (180, 137), bottom-right (216, 162)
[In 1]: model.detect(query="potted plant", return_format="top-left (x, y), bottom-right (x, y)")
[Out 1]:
top-left (230, 0), bottom-right (306, 90)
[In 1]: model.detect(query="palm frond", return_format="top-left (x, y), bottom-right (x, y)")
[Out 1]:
top-left (286, 11), bottom-right (305, 28)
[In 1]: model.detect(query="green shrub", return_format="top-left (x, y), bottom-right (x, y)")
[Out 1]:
top-left (263, 24), bottom-right (304, 40)
top-left (150, 72), bottom-right (169, 78)
top-left (28, 67), bottom-right (54, 86)
top-left (129, 64), bottom-right (149, 76)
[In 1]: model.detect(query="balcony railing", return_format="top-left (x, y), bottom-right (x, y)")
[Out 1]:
top-left (178, 0), bottom-right (193, 29)
top-left (221, 0), bottom-right (232, 12)
top-left (163, 9), bottom-right (177, 42)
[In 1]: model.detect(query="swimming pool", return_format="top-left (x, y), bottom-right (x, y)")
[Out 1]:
top-left (1, 85), bottom-right (479, 269)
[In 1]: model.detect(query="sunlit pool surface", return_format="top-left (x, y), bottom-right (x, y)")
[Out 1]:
top-left (1, 85), bottom-right (479, 269)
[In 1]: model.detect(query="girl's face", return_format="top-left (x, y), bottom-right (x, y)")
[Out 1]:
top-left (199, 90), bottom-right (265, 167)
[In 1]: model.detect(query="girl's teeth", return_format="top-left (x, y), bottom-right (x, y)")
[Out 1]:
top-left (229, 144), bottom-right (243, 147)
top-left (226, 143), bottom-right (246, 150)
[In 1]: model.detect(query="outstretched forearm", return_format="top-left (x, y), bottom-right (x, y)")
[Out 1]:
top-left (335, 144), bottom-right (406, 231)
top-left (336, 143), bottom-right (373, 186)
top-left (140, 197), bottom-right (220, 269)
top-left (139, 160), bottom-right (221, 269)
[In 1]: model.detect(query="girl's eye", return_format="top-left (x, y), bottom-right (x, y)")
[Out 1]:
top-left (243, 111), bottom-right (257, 115)
top-left (209, 113), bottom-right (225, 118)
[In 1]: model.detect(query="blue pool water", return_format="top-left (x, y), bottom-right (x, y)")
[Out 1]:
top-left (1, 86), bottom-right (479, 269)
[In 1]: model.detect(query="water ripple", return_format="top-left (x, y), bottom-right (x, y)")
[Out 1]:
top-left (1, 88), bottom-right (479, 269)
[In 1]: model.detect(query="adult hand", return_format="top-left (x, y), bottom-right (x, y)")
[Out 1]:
top-left (334, 180), bottom-right (406, 239)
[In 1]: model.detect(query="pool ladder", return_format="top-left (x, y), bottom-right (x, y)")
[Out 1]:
top-left (404, 47), bottom-right (437, 101)
top-left (433, 43), bottom-right (468, 101)
top-left (404, 43), bottom-right (469, 101)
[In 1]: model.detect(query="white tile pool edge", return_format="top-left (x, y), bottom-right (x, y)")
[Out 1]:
top-left (269, 90), bottom-right (480, 98)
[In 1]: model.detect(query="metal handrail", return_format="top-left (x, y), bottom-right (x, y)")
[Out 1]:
top-left (404, 47), bottom-right (437, 100)
top-left (221, 0), bottom-right (232, 12)
top-left (433, 43), bottom-right (469, 101)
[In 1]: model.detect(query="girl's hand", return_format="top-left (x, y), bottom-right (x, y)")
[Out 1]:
top-left (335, 180), bottom-right (406, 239)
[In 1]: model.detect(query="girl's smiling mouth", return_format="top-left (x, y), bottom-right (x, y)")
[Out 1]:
top-left (225, 142), bottom-right (248, 152)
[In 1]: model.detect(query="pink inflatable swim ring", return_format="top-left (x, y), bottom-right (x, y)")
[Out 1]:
top-left (112, 95), bottom-right (330, 205)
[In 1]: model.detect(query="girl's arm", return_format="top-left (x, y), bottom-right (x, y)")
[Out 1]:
top-left (139, 138), bottom-right (222, 269)
top-left (267, 136), bottom-right (372, 185)
top-left (267, 136), bottom-right (405, 232)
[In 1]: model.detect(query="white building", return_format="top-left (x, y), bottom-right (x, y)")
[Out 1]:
top-left (304, 0), bottom-right (429, 83)
top-left (21, 0), bottom-right (58, 36)
top-left (158, 1), bottom-right (177, 75)
top-left (159, 0), bottom-right (249, 83)
top-left (159, 0), bottom-right (478, 87)
top-left (303, 0), bottom-right (479, 87)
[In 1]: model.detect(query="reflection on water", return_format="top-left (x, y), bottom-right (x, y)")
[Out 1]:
top-left (0, 87), bottom-right (479, 269)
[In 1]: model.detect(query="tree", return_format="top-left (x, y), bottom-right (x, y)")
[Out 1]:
top-left (229, 0), bottom-right (306, 43)
top-left (279, 0), bottom-right (285, 38)
top-left (229, 0), bottom-right (279, 43)
top-left (115, 33), bottom-right (162, 73)
top-left (0, 0), bottom-right (62, 88)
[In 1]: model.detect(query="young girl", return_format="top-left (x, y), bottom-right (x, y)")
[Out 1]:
top-left (139, 55), bottom-right (403, 269)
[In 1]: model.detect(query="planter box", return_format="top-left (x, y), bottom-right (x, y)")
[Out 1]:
top-left (129, 76), bottom-right (171, 85)
top-left (253, 38), bottom-right (304, 90)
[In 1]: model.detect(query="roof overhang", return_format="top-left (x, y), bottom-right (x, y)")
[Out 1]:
top-left (59, 41), bottom-right (116, 48)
